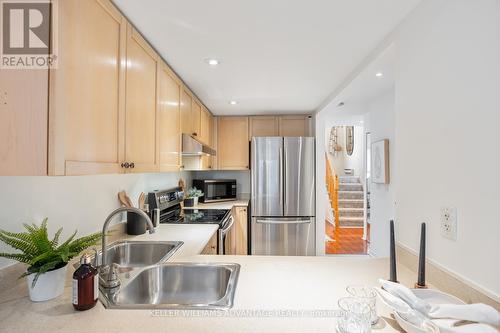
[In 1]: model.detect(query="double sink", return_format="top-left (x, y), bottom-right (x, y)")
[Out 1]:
top-left (92, 240), bottom-right (240, 310)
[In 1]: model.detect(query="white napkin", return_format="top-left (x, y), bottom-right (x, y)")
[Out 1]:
top-left (378, 279), bottom-right (500, 325)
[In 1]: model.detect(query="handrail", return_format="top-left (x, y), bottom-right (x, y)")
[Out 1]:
top-left (325, 154), bottom-right (340, 227)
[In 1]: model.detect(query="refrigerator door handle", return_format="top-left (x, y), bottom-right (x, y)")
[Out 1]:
top-left (256, 218), bottom-right (311, 224)
top-left (279, 146), bottom-right (283, 208)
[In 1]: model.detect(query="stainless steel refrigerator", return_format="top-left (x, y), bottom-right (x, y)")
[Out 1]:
top-left (251, 137), bottom-right (315, 256)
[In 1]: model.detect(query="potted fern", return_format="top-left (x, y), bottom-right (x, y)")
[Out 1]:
top-left (0, 218), bottom-right (101, 302)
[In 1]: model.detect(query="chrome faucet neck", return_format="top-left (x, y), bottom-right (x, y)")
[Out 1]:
top-left (100, 207), bottom-right (155, 289)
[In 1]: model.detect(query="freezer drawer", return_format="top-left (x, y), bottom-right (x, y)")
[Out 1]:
top-left (251, 217), bottom-right (315, 256)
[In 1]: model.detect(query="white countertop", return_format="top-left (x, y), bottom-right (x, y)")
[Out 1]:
top-left (124, 223), bottom-right (219, 258)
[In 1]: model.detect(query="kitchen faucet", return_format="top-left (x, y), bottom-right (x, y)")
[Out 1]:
top-left (99, 207), bottom-right (155, 289)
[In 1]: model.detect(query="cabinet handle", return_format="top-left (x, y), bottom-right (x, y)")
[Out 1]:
top-left (121, 162), bottom-right (130, 169)
top-left (130, 162), bottom-right (135, 169)
top-left (192, 132), bottom-right (197, 136)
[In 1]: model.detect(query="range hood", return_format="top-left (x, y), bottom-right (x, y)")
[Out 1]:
top-left (182, 134), bottom-right (216, 156)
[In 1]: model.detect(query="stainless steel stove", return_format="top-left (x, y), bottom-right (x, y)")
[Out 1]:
top-left (148, 187), bottom-right (234, 254)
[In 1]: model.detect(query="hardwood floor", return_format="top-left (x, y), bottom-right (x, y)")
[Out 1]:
top-left (325, 221), bottom-right (369, 255)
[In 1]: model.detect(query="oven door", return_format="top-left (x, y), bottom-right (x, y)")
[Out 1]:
top-left (218, 215), bottom-right (236, 255)
top-left (203, 180), bottom-right (237, 203)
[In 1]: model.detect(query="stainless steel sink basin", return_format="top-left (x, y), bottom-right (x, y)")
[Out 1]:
top-left (102, 263), bottom-right (240, 310)
top-left (82, 240), bottom-right (183, 268)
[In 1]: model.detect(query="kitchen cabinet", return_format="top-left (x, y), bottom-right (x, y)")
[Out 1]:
top-left (48, 0), bottom-right (127, 175)
top-left (124, 25), bottom-right (159, 173)
top-left (200, 106), bottom-right (214, 170)
top-left (249, 116), bottom-right (279, 137)
top-left (233, 206), bottom-right (248, 255)
top-left (0, 69), bottom-right (48, 175)
top-left (278, 115), bottom-right (311, 137)
top-left (191, 100), bottom-right (202, 137)
top-left (201, 233), bottom-right (218, 255)
top-left (158, 64), bottom-right (181, 172)
top-left (217, 117), bottom-right (249, 170)
top-left (180, 89), bottom-right (192, 135)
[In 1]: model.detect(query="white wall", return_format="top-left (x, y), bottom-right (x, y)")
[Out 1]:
top-left (364, 89), bottom-right (395, 257)
top-left (0, 172), bottom-right (191, 269)
top-left (394, 0), bottom-right (500, 299)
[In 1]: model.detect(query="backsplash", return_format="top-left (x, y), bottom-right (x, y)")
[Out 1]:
top-left (0, 172), bottom-right (191, 269)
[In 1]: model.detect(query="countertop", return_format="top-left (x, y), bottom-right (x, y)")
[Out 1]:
top-left (1, 242), bottom-right (424, 333)
top-left (187, 199), bottom-right (249, 210)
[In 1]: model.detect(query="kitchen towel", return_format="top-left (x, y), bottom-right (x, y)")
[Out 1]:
top-left (379, 279), bottom-right (500, 325)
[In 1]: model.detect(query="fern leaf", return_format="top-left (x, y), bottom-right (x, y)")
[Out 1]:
top-left (0, 233), bottom-right (38, 259)
top-left (0, 252), bottom-right (32, 264)
top-left (51, 227), bottom-right (63, 247)
top-left (56, 230), bottom-right (77, 251)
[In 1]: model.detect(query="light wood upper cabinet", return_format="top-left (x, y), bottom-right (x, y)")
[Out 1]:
top-left (158, 64), bottom-right (181, 172)
top-left (48, 0), bottom-right (126, 175)
top-left (249, 116), bottom-right (279, 137)
top-left (233, 206), bottom-right (248, 255)
top-left (191, 100), bottom-right (201, 137)
top-left (0, 69), bottom-right (48, 175)
top-left (278, 115), bottom-right (311, 137)
top-left (124, 25), bottom-right (159, 173)
top-left (217, 117), bottom-right (249, 170)
top-left (180, 89), bottom-right (192, 135)
top-left (200, 107), bottom-right (214, 169)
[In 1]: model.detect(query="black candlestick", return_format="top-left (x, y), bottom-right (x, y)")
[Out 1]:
top-left (389, 220), bottom-right (398, 283)
top-left (415, 223), bottom-right (427, 288)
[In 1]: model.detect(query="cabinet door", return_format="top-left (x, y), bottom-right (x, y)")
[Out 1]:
top-left (180, 89), bottom-right (192, 135)
top-left (217, 117), bottom-right (249, 170)
top-left (0, 69), bottom-right (48, 175)
top-left (49, 0), bottom-right (126, 175)
top-left (158, 65), bottom-right (181, 172)
top-left (200, 107), bottom-right (213, 170)
top-left (124, 26), bottom-right (159, 173)
top-left (191, 100), bottom-right (201, 137)
top-left (249, 116), bottom-right (279, 137)
top-left (201, 233), bottom-right (218, 255)
top-left (278, 115), bottom-right (311, 137)
top-left (234, 206), bottom-right (248, 255)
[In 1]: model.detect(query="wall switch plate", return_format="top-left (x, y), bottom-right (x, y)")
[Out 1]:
top-left (440, 207), bottom-right (457, 241)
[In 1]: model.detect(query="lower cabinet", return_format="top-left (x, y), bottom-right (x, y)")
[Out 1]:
top-left (201, 232), bottom-right (218, 255)
top-left (233, 206), bottom-right (248, 255)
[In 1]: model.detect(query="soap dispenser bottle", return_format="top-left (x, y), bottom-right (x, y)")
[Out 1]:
top-left (72, 253), bottom-right (98, 311)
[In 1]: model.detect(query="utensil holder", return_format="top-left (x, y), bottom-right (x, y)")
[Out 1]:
top-left (126, 211), bottom-right (147, 235)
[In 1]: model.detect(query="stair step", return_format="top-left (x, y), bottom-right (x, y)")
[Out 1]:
top-left (339, 183), bottom-right (363, 191)
top-left (339, 208), bottom-right (364, 218)
top-left (338, 191), bottom-right (364, 200)
top-left (338, 176), bottom-right (360, 184)
top-left (339, 216), bottom-right (364, 227)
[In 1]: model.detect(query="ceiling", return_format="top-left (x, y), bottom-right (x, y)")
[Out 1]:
top-left (113, 0), bottom-right (420, 115)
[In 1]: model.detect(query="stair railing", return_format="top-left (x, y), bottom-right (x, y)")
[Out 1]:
top-left (325, 154), bottom-right (340, 227)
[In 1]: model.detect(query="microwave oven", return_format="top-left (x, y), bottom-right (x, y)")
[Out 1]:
top-left (193, 179), bottom-right (237, 203)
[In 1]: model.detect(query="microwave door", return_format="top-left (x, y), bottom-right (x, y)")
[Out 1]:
top-left (251, 137), bottom-right (283, 217)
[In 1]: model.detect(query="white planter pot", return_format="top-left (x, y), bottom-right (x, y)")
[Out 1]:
top-left (193, 197), bottom-right (199, 206)
top-left (26, 264), bottom-right (68, 302)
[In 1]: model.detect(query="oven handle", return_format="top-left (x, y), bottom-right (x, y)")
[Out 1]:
top-left (218, 215), bottom-right (234, 254)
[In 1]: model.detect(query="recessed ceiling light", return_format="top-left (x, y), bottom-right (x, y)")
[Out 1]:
top-left (229, 100), bottom-right (238, 105)
top-left (205, 58), bottom-right (220, 66)
top-left (375, 72), bottom-right (383, 77)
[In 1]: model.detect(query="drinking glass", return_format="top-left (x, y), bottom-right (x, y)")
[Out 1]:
top-left (346, 285), bottom-right (379, 325)
top-left (337, 297), bottom-right (371, 333)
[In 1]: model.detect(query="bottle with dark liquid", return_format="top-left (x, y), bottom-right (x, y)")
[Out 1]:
top-left (72, 253), bottom-right (98, 311)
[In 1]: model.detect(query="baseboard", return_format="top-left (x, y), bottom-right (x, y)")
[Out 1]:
top-left (396, 242), bottom-right (500, 310)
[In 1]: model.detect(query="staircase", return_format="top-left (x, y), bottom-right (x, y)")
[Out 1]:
top-left (338, 176), bottom-right (364, 227)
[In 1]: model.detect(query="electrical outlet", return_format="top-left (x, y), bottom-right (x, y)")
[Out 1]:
top-left (440, 207), bottom-right (457, 241)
